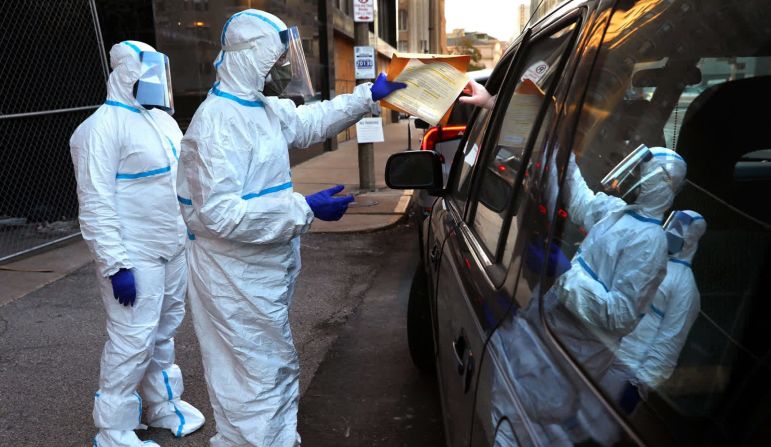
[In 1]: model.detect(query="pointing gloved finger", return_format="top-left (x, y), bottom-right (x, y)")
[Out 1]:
top-left (393, 82), bottom-right (408, 90)
top-left (324, 184), bottom-right (345, 196)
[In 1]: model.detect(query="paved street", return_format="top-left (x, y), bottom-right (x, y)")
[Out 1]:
top-left (0, 222), bottom-right (443, 446)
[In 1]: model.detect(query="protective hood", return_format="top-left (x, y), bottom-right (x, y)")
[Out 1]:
top-left (666, 210), bottom-right (707, 262)
top-left (107, 40), bottom-right (157, 107)
top-left (212, 9), bottom-right (288, 99)
top-left (634, 147), bottom-right (687, 219)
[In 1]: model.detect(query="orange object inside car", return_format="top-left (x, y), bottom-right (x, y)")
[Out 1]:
top-left (420, 125), bottom-right (467, 152)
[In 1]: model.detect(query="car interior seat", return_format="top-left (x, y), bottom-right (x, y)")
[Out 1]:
top-left (663, 75), bottom-right (771, 417)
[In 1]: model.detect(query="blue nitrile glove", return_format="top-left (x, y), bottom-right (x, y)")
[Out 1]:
top-left (110, 268), bottom-right (136, 307)
top-left (370, 73), bottom-right (407, 101)
top-left (525, 241), bottom-right (572, 277)
top-left (619, 381), bottom-right (641, 415)
top-left (305, 185), bottom-right (355, 221)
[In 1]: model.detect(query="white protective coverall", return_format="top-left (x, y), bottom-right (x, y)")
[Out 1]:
top-left (543, 147), bottom-right (687, 444)
top-left (70, 40), bottom-right (204, 447)
top-left (176, 10), bottom-right (376, 447)
top-left (604, 210), bottom-right (706, 397)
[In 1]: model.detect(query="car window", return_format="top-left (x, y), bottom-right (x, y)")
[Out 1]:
top-left (449, 50), bottom-right (516, 214)
top-left (470, 23), bottom-right (577, 257)
top-left (544, 0), bottom-right (771, 444)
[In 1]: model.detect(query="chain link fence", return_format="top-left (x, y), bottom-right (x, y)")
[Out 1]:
top-left (0, 0), bottom-right (108, 262)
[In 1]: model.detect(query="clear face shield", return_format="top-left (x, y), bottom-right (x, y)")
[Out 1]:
top-left (264, 26), bottom-right (315, 99)
top-left (600, 144), bottom-right (667, 202)
top-left (133, 51), bottom-right (174, 115)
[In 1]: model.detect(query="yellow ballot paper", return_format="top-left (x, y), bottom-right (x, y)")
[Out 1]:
top-left (498, 79), bottom-right (548, 149)
top-left (381, 53), bottom-right (471, 126)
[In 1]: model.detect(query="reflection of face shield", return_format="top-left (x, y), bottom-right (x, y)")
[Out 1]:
top-left (264, 27), bottom-right (314, 98)
top-left (600, 144), bottom-right (653, 202)
top-left (133, 51), bottom-right (174, 114)
top-left (663, 210), bottom-right (702, 255)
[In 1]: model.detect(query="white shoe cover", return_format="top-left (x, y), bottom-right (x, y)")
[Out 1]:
top-left (147, 399), bottom-right (205, 437)
top-left (93, 429), bottom-right (160, 447)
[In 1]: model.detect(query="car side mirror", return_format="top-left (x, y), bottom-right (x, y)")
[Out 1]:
top-left (385, 150), bottom-right (444, 192)
top-left (414, 118), bottom-right (430, 130)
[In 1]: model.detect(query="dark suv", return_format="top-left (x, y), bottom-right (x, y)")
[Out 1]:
top-left (386, 0), bottom-right (771, 445)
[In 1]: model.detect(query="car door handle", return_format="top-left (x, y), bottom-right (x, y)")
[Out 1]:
top-left (452, 334), bottom-right (466, 375)
top-left (430, 243), bottom-right (440, 265)
top-left (452, 334), bottom-right (475, 394)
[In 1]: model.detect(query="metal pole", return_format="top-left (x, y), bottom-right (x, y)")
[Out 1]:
top-left (355, 20), bottom-right (375, 191)
top-left (407, 117), bottom-right (411, 151)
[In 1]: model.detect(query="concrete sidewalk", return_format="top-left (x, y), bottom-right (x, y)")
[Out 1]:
top-left (294, 119), bottom-right (420, 233)
top-left (0, 120), bottom-right (419, 307)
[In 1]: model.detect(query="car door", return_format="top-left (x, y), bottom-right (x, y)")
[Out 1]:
top-left (427, 15), bottom-right (585, 444)
top-left (462, 11), bottom-right (590, 445)
top-left (466, 4), bottom-right (609, 444)
top-left (425, 50), bottom-right (516, 447)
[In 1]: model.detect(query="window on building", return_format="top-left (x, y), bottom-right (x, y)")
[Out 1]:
top-left (398, 9), bottom-right (408, 31)
top-left (398, 40), bottom-right (409, 52)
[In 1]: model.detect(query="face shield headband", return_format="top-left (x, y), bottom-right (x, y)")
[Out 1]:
top-left (133, 51), bottom-right (174, 115)
top-left (264, 26), bottom-right (315, 99)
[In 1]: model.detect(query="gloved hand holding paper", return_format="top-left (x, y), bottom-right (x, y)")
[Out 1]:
top-left (380, 53), bottom-right (471, 126)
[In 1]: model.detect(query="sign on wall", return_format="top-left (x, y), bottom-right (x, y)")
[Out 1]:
top-left (354, 46), bottom-right (376, 80)
top-left (353, 0), bottom-right (375, 23)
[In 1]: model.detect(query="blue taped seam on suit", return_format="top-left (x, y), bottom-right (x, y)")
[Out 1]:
top-left (162, 371), bottom-right (186, 437)
top-left (669, 258), bottom-right (692, 268)
top-left (625, 210), bottom-right (662, 225)
top-left (165, 137), bottom-right (178, 159)
top-left (650, 304), bottom-right (666, 318)
top-left (576, 256), bottom-right (610, 292)
top-left (122, 41), bottom-right (142, 54)
top-left (135, 392), bottom-right (142, 424)
top-left (116, 165), bottom-right (171, 180)
top-left (242, 181), bottom-right (293, 200)
top-left (105, 100), bottom-right (140, 113)
top-left (211, 86), bottom-right (265, 107)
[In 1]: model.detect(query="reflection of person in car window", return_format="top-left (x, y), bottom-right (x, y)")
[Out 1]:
top-left (602, 210), bottom-right (707, 413)
top-left (544, 145), bottom-right (687, 444)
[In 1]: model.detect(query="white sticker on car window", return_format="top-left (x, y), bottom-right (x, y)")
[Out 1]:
top-left (464, 144), bottom-right (479, 166)
top-left (522, 61), bottom-right (549, 83)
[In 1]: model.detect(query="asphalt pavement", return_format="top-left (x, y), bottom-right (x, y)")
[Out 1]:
top-left (0, 222), bottom-right (443, 446)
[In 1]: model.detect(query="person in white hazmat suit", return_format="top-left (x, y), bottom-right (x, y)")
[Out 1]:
top-left (175, 9), bottom-right (406, 447)
top-left (69, 40), bottom-right (205, 447)
top-left (602, 209), bottom-right (706, 413)
top-left (543, 145), bottom-right (687, 444)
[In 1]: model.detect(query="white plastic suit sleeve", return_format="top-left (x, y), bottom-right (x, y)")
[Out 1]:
top-left (275, 83), bottom-right (374, 149)
top-left (563, 236), bottom-right (666, 334)
top-left (636, 274), bottom-right (700, 386)
top-left (565, 152), bottom-right (625, 232)
top-left (70, 127), bottom-right (132, 277)
top-left (182, 125), bottom-right (313, 244)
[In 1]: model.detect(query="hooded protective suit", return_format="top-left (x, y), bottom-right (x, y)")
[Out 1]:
top-left (543, 147), bottom-right (686, 445)
top-left (176, 10), bottom-right (376, 446)
top-left (70, 40), bottom-right (204, 447)
top-left (605, 210), bottom-right (705, 394)
top-left (546, 147), bottom-right (687, 376)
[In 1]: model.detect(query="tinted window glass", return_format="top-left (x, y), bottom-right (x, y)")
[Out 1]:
top-left (471, 24), bottom-right (576, 256)
top-left (545, 1), bottom-right (771, 444)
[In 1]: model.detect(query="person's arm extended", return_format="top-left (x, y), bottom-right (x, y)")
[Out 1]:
top-left (277, 83), bottom-right (375, 149)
